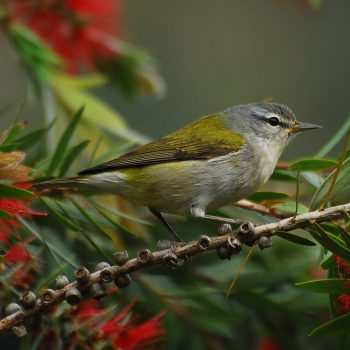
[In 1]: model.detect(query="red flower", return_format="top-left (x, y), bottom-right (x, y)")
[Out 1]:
top-left (334, 294), bottom-right (350, 315)
top-left (10, 0), bottom-right (120, 73)
top-left (0, 198), bottom-right (45, 243)
top-left (4, 242), bottom-right (31, 264)
top-left (334, 255), bottom-right (350, 276)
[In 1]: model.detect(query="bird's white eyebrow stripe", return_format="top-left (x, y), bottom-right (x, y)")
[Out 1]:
top-left (252, 113), bottom-right (290, 128)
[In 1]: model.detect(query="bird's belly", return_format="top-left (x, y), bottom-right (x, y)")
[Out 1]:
top-left (88, 155), bottom-right (269, 215)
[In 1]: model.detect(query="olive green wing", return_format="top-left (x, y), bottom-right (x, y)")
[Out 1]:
top-left (78, 114), bottom-right (243, 175)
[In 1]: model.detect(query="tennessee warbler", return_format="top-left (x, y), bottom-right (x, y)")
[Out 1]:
top-left (33, 103), bottom-right (321, 241)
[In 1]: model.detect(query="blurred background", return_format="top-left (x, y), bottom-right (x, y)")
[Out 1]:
top-left (0, 1), bottom-right (350, 349)
top-left (1, 0), bottom-right (350, 157)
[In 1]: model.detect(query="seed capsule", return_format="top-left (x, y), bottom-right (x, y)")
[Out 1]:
top-left (197, 235), bottom-right (211, 251)
top-left (65, 288), bottom-right (82, 305)
top-left (40, 289), bottom-right (56, 305)
top-left (95, 262), bottom-right (111, 272)
top-left (217, 246), bottom-right (232, 260)
top-left (5, 303), bottom-right (21, 316)
top-left (258, 236), bottom-right (273, 250)
top-left (11, 325), bottom-right (27, 338)
top-left (54, 275), bottom-right (69, 289)
top-left (100, 267), bottom-right (114, 283)
top-left (227, 236), bottom-right (242, 254)
top-left (137, 249), bottom-right (153, 263)
top-left (114, 274), bottom-right (131, 288)
top-left (113, 251), bottom-right (129, 266)
top-left (91, 283), bottom-right (107, 300)
top-left (19, 291), bottom-right (36, 309)
top-left (75, 266), bottom-right (90, 284)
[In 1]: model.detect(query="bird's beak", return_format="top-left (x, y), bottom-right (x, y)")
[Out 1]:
top-left (292, 121), bottom-right (322, 133)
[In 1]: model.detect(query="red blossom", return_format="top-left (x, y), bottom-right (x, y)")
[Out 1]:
top-left (334, 294), bottom-right (350, 315)
top-left (334, 255), bottom-right (350, 276)
top-left (10, 0), bottom-right (120, 73)
top-left (4, 242), bottom-right (31, 264)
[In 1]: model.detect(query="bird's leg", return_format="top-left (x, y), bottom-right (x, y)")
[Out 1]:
top-left (149, 208), bottom-right (185, 243)
top-left (190, 206), bottom-right (243, 225)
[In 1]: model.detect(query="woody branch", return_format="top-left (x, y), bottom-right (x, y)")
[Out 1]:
top-left (1, 202), bottom-right (349, 334)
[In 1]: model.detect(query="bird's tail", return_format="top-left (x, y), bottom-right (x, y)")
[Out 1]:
top-left (31, 177), bottom-right (86, 196)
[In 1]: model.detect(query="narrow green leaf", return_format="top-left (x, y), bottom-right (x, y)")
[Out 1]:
top-left (0, 183), bottom-right (32, 199)
top-left (47, 106), bottom-right (84, 175)
top-left (15, 127), bottom-right (48, 150)
top-left (310, 157), bottom-right (350, 210)
top-left (296, 279), bottom-right (346, 294)
top-left (272, 202), bottom-right (309, 215)
top-left (58, 140), bottom-right (89, 177)
top-left (317, 117), bottom-right (350, 157)
top-left (270, 170), bottom-right (297, 182)
top-left (309, 227), bottom-right (350, 261)
top-left (248, 192), bottom-right (288, 202)
top-left (290, 158), bottom-right (337, 172)
top-left (310, 312), bottom-right (350, 337)
top-left (1, 122), bottom-right (25, 146)
top-left (276, 231), bottom-right (316, 246)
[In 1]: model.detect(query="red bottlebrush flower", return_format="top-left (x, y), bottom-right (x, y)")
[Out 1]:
top-left (334, 255), bottom-right (350, 276)
top-left (4, 242), bottom-right (31, 264)
top-left (9, 0), bottom-right (121, 73)
top-left (257, 338), bottom-right (282, 350)
top-left (334, 294), bottom-right (350, 315)
top-left (0, 198), bottom-right (45, 243)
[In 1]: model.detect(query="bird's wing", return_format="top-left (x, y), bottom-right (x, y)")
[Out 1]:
top-left (78, 114), bottom-right (243, 175)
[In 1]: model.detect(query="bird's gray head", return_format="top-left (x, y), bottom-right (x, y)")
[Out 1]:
top-left (224, 103), bottom-right (321, 153)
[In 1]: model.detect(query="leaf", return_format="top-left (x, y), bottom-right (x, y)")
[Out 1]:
top-left (276, 231), bottom-right (316, 246)
top-left (52, 74), bottom-right (149, 144)
top-left (309, 227), bottom-right (350, 262)
top-left (271, 202), bottom-right (309, 215)
top-left (317, 117), bottom-right (350, 157)
top-left (270, 170), bottom-right (297, 182)
top-left (0, 183), bottom-right (32, 199)
top-left (15, 127), bottom-right (48, 150)
top-left (46, 106), bottom-right (84, 175)
top-left (290, 158), bottom-right (337, 172)
top-left (310, 157), bottom-right (350, 210)
top-left (1, 122), bottom-right (25, 146)
top-left (248, 192), bottom-right (288, 202)
top-left (58, 140), bottom-right (89, 177)
top-left (310, 312), bottom-right (350, 338)
top-left (296, 279), bottom-right (346, 294)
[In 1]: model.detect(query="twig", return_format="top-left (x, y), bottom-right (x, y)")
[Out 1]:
top-left (235, 199), bottom-right (290, 219)
top-left (1, 202), bottom-right (350, 334)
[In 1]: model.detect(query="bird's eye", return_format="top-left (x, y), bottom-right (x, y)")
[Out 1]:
top-left (268, 117), bottom-right (280, 126)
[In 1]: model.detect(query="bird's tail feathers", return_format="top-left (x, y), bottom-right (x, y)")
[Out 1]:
top-left (31, 176), bottom-right (87, 196)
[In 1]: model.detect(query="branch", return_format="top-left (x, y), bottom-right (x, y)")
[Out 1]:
top-left (1, 202), bottom-right (349, 335)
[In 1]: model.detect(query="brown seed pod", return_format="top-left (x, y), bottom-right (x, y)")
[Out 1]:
top-left (75, 266), bottom-right (91, 284)
top-left (113, 251), bottom-right (129, 266)
top-left (54, 275), bottom-right (69, 289)
top-left (19, 291), bottom-right (36, 309)
top-left (91, 283), bottom-right (107, 300)
top-left (114, 274), bottom-right (131, 288)
top-left (65, 288), bottom-right (82, 305)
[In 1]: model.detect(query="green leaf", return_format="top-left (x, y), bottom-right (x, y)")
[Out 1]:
top-left (317, 117), bottom-right (350, 157)
top-left (47, 106), bottom-right (84, 175)
top-left (15, 127), bottom-right (48, 150)
top-left (309, 227), bottom-right (350, 262)
top-left (310, 312), bottom-right (350, 338)
top-left (0, 209), bottom-right (12, 219)
top-left (52, 74), bottom-right (149, 144)
top-left (276, 231), bottom-right (316, 246)
top-left (248, 192), bottom-right (288, 202)
top-left (290, 158), bottom-right (337, 172)
top-left (58, 140), bottom-right (89, 177)
top-left (270, 170), bottom-right (297, 182)
top-left (310, 157), bottom-right (350, 210)
top-left (271, 201), bottom-right (309, 215)
top-left (296, 279), bottom-right (346, 294)
top-left (0, 183), bottom-right (32, 199)
top-left (1, 122), bottom-right (25, 146)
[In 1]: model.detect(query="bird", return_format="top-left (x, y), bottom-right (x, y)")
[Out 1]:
top-left (32, 103), bottom-right (321, 241)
